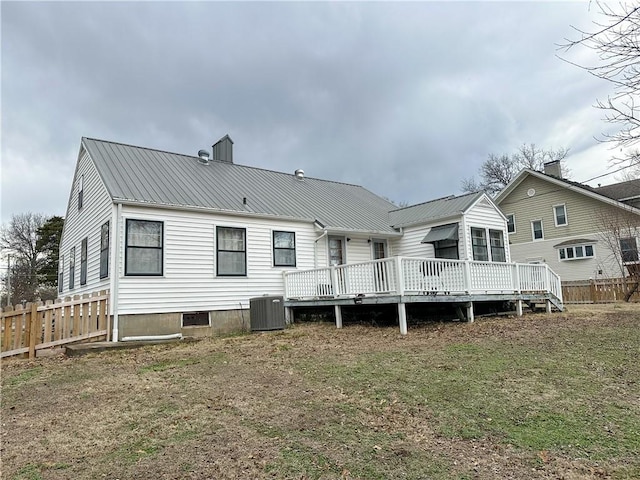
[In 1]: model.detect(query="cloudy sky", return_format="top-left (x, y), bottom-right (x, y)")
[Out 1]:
top-left (0, 1), bottom-right (624, 225)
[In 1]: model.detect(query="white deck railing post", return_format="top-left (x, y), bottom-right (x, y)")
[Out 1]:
top-left (463, 260), bottom-right (472, 293)
top-left (282, 271), bottom-right (289, 300)
top-left (330, 266), bottom-right (339, 298)
top-left (514, 263), bottom-right (521, 293)
top-left (394, 256), bottom-right (405, 296)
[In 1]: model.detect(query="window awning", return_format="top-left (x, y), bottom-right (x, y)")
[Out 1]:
top-left (421, 223), bottom-right (459, 243)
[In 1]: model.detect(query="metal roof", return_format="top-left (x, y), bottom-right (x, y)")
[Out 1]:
top-left (421, 223), bottom-right (459, 243)
top-left (82, 137), bottom-right (398, 234)
top-left (389, 192), bottom-right (483, 228)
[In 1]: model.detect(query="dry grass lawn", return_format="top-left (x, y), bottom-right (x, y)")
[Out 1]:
top-left (2, 304), bottom-right (639, 479)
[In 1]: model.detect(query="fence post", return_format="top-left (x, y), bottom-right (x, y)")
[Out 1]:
top-left (590, 279), bottom-right (596, 303)
top-left (28, 303), bottom-right (38, 360)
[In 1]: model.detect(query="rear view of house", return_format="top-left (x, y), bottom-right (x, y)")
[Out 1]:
top-left (58, 136), bottom-right (563, 340)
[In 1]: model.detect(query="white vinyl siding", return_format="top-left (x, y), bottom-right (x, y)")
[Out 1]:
top-left (116, 206), bottom-right (318, 314)
top-left (463, 197), bottom-right (510, 262)
top-left (58, 149), bottom-right (113, 297)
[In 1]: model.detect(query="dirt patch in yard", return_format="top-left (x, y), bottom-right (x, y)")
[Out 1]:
top-left (2, 304), bottom-right (639, 479)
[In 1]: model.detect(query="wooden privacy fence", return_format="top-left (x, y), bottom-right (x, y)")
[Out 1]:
top-left (562, 278), bottom-right (639, 304)
top-left (1, 290), bottom-right (109, 359)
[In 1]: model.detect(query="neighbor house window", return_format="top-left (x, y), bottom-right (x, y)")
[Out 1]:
top-left (58, 256), bottom-right (64, 293)
top-left (532, 220), bottom-right (544, 240)
top-left (489, 230), bottom-right (506, 262)
top-left (78, 175), bottom-right (84, 210)
top-left (125, 219), bottom-right (163, 276)
top-left (217, 226), bottom-right (246, 276)
top-left (100, 221), bottom-right (109, 279)
top-left (69, 247), bottom-right (75, 289)
top-left (471, 228), bottom-right (488, 261)
top-left (273, 231), bottom-right (296, 267)
top-left (554, 204), bottom-right (567, 226)
top-left (80, 237), bottom-right (88, 285)
top-left (620, 237), bottom-right (639, 263)
top-left (558, 244), bottom-right (595, 261)
top-left (506, 214), bottom-right (515, 234)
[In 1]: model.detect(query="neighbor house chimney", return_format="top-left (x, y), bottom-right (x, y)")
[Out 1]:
top-left (212, 134), bottom-right (234, 163)
top-left (543, 160), bottom-right (562, 178)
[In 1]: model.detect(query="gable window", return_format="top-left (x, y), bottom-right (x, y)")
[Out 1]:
top-left (125, 219), bottom-right (163, 276)
top-left (69, 247), bottom-right (75, 290)
top-left (58, 256), bottom-right (64, 293)
top-left (78, 175), bottom-right (84, 210)
top-left (471, 227), bottom-right (488, 261)
top-left (532, 220), bottom-right (544, 240)
top-left (329, 236), bottom-right (345, 266)
top-left (489, 230), bottom-right (506, 262)
top-left (217, 226), bottom-right (246, 276)
top-left (558, 244), bottom-right (595, 261)
top-left (620, 237), bottom-right (638, 263)
top-left (100, 221), bottom-right (109, 279)
top-left (273, 231), bottom-right (296, 267)
top-left (554, 204), bottom-right (567, 226)
top-left (506, 214), bottom-right (515, 234)
top-left (80, 237), bottom-right (88, 285)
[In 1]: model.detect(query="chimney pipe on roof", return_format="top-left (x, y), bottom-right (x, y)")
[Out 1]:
top-left (294, 169), bottom-right (305, 180)
top-left (543, 160), bottom-right (562, 178)
top-left (212, 134), bottom-right (234, 164)
top-left (197, 149), bottom-right (210, 165)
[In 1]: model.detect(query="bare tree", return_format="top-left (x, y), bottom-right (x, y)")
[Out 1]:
top-left (462, 144), bottom-right (569, 195)
top-left (1, 213), bottom-right (48, 305)
top-left (595, 206), bottom-right (640, 301)
top-left (560, 2), bottom-right (640, 162)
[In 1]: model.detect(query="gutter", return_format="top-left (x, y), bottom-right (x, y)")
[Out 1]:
top-left (314, 229), bottom-right (329, 269)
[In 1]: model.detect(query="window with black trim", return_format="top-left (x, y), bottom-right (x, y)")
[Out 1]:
top-left (506, 214), bottom-right (515, 234)
top-left (489, 230), bottom-right (506, 262)
top-left (471, 227), bottom-right (488, 261)
top-left (273, 231), bottom-right (296, 267)
top-left (80, 237), bottom-right (88, 285)
top-left (182, 311), bottom-right (210, 327)
top-left (69, 247), bottom-right (75, 289)
top-left (434, 239), bottom-right (459, 259)
top-left (125, 219), bottom-right (163, 276)
top-left (78, 175), bottom-right (84, 210)
top-left (217, 226), bottom-right (246, 276)
top-left (58, 256), bottom-right (64, 293)
top-left (100, 221), bottom-right (109, 279)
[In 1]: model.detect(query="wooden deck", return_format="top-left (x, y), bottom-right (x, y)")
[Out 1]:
top-left (283, 257), bottom-right (563, 334)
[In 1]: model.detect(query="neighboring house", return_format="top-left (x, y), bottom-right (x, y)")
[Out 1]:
top-left (494, 161), bottom-right (640, 282)
top-left (58, 136), bottom-right (513, 340)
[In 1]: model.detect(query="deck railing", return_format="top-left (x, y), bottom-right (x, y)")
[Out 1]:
top-left (283, 256), bottom-right (563, 304)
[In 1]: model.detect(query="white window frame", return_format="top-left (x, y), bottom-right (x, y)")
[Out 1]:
top-left (558, 244), bottom-right (595, 261)
top-left (328, 235), bottom-right (346, 266)
top-left (531, 220), bottom-right (544, 241)
top-left (553, 204), bottom-right (568, 227)
top-left (216, 226), bottom-right (247, 276)
top-left (506, 214), bottom-right (516, 234)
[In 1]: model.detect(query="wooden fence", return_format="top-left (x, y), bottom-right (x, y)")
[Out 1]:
top-left (562, 278), bottom-right (639, 304)
top-left (1, 290), bottom-right (109, 359)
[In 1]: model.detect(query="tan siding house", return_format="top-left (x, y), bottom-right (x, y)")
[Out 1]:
top-left (495, 165), bottom-right (640, 282)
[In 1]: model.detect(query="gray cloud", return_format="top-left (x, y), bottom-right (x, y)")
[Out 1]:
top-left (1, 1), bottom-right (614, 223)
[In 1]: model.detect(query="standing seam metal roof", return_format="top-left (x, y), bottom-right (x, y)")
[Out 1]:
top-left (82, 137), bottom-right (399, 233)
top-left (388, 192), bottom-right (484, 228)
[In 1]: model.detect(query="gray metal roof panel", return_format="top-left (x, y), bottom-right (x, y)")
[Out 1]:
top-left (389, 192), bottom-right (483, 228)
top-left (83, 137), bottom-right (398, 233)
top-left (594, 179), bottom-right (640, 201)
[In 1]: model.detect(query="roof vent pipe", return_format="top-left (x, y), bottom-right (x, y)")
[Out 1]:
top-left (294, 169), bottom-right (305, 180)
top-left (197, 149), bottom-right (210, 165)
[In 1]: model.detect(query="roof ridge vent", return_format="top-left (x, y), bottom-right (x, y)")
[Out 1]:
top-left (294, 169), bottom-right (305, 180)
top-left (197, 149), bottom-right (210, 165)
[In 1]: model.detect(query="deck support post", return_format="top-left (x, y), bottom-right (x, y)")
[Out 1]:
top-left (546, 299), bottom-right (552, 314)
top-left (466, 302), bottom-right (474, 323)
top-left (398, 302), bottom-right (407, 335)
top-left (334, 305), bottom-right (343, 329)
top-left (285, 307), bottom-right (293, 325)
top-left (516, 299), bottom-right (523, 317)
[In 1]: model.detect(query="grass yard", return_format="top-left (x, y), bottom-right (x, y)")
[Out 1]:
top-left (2, 304), bottom-right (639, 479)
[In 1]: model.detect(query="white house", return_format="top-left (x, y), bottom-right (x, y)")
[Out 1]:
top-left (58, 136), bottom-right (556, 340)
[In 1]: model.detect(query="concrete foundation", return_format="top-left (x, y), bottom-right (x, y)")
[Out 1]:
top-left (117, 309), bottom-right (250, 340)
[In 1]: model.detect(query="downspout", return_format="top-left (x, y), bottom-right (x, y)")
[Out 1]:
top-left (314, 229), bottom-right (329, 269)
top-left (111, 202), bottom-right (122, 342)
